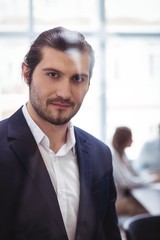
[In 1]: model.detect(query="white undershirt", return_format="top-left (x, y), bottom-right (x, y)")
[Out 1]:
top-left (22, 104), bottom-right (80, 240)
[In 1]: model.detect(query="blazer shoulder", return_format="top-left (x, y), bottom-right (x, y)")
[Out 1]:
top-left (0, 107), bottom-right (26, 140)
top-left (0, 107), bottom-right (23, 125)
top-left (0, 117), bottom-right (9, 138)
top-left (74, 126), bottom-right (111, 152)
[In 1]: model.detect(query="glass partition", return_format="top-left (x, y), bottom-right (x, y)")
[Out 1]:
top-left (105, 0), bottom-right (160, 33)
top-left (0, 0), bottom-right (160, 159)
top-left (0, 0), bottom-right (29, 31)
top-left (106, 37), bottom-right (160, 158)
top-left (0, 38), bottom-right (28, 119)
top-left (33, 0), bottom-right (99, 32)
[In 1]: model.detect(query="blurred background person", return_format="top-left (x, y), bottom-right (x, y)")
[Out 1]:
top-left (134, 123), bottom-right (160, 178)
top-left (111, 126), bottom-right (148, 216)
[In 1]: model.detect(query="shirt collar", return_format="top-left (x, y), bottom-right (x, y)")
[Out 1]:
top-left (22, 104), bottom-right (76, 155)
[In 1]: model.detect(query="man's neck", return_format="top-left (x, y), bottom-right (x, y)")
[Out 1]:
top-left (26, 102), bottom-right (68, 153)
top-left (43, 124), bottom-right (68, 153)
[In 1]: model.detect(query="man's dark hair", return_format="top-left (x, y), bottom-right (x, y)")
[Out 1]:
top-left (24, 26), bottom-right (95, 83)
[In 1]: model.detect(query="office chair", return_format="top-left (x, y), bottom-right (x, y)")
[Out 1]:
top-left (123, 213), bottom-right (160, 240)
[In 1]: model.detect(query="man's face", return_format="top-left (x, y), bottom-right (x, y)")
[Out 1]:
top-left (23, 47), bottom-right (91, 125)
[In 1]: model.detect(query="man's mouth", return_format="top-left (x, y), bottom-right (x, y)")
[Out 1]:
top-left (47, 97), bottom-right (74, 109)
top-left (50, 102), bottom-right (71, 109)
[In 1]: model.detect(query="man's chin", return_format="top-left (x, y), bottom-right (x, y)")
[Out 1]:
top-left (51, 120), bottom-right (69, 126)
top-left (47, 116), bottom-right (71, 125)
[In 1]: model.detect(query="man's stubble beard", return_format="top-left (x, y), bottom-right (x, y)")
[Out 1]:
top-left (32, 103), bottom-right (79, 125)
top-left (29, 88), bottom-right (81, 125)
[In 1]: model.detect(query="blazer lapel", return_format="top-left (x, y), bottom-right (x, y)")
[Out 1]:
top-left (74, 128), bottom-right (93, 240)
top-left (7, 108), bottom-right (66, 234)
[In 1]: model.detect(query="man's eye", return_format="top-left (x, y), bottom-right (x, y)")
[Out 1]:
top-left (48, 72), bottom-right (59, 78)
top-left (73, 75), bottom-right (85, 83)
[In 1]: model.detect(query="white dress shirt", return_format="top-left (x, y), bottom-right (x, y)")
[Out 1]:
top-left (111, 148), bottom-right (144, 195)
top-left (22, 105), bottom-right (80, 240)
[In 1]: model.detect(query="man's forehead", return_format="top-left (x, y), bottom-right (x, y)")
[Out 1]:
top-left (42, 46), bottom-right (87, 57)
top-left (41, 46), bottom-right (90, 65)
top-left (39, 47), bottom-right (90, 73)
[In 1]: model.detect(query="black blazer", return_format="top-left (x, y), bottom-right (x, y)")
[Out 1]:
top-left (0, 108), bottom-right (121, 240)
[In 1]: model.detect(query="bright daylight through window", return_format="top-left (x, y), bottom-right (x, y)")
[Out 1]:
top-left (0, 0), bottom-right (160, 161)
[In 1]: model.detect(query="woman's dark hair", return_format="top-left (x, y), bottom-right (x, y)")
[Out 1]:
top-left (24, 26), bottom-right (95, 83)
top-left (112, 126), bottom-right (132, 157)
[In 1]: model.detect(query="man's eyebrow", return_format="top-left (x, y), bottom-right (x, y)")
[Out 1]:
top-left (42, 68), bottom-right (89, 78)
top-left (42, 68), bottom-right (62, 73)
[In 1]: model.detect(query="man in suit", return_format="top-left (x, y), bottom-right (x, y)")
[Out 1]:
top-left (0, 27), bottom-right (121, 240)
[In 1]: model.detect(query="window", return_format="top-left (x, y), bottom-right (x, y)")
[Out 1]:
top-left (0, 0), bottom-right (160, 160)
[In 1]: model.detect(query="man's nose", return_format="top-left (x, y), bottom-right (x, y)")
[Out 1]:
top-left (56, 79), bottom-right (72, 99)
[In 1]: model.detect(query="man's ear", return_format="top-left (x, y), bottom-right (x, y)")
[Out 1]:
top-left (22, 62), bottom-right (30, 85)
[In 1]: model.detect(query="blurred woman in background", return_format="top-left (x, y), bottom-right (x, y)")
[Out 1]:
top-left (111, 126), bottom-right (147, 216)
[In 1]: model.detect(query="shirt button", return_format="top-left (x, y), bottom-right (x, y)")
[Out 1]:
top-left (58, 190), bottom-right (62, 196)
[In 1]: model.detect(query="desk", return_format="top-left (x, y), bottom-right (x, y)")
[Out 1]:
top-left (131, 184), bottom-right (160, 215)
